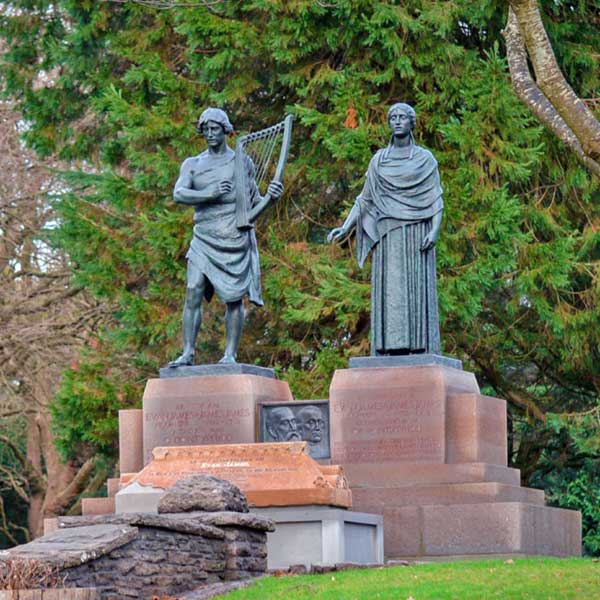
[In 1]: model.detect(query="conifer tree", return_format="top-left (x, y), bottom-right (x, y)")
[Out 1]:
top-left (1, 0), bottom-right (598, 550)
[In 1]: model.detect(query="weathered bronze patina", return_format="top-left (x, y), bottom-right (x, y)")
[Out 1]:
top-left (328, 103), bottom-right (443, 355)
top-left (169, 108), bottom-right (287, 367)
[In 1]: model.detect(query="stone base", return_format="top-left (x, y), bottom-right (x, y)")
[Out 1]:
top-left (349, 354), bottom-right (462, 370)
top-left (142, 374), bottom-right (293, 463)
top-left (329, 365), bottom-right (482, 464)
top-left (379, 502), bottom-right (581, 558)
top-left (159, 363), bottom-right (275, 379)
top-left (251, 506), bottom-right (383, 569)
top-left (81, 497), bottom-right (115, 516)
top-left (330, 363), bottom-right (582, 558)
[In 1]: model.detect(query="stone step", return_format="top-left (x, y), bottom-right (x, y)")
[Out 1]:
top-left (351, 482), bottom-right (546, 511)
top-left (380, 502), bottom-right (581, 559)
top-left (81, 497), bottom-right (115, 516)
top-left (106, 477), bottom-right (120, 498)
top-left (342, 462), bottom-right (521, 487)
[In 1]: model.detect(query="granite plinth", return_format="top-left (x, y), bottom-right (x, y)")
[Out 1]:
top-left (142, 374), bottom-right (292, 464)
top-left (251, 506), bottom-right (384, 569)
top-left (349, 354), bottom-right (462, 370)
top-left (330, 363), bottom-right (582, 558)
top-left (118, 408), bottom-right (143, 474)
top-left (329, 365), bottom-right (480, 464)
top-left (159, 363), bottom-right (275, 379)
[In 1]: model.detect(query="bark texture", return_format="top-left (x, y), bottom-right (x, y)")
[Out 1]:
top-left (504, 2), bottom-right (600, 175)
top-left (0, 102), bottom-right (110, 542)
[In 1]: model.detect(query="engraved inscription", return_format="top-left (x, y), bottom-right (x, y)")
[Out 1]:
top-left (331, 393), bottom-right (444, 463)
top-left (143, 400), bottom-right (253, 462)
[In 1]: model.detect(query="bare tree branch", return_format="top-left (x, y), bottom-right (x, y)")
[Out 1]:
top-left (506, 0), bottom-right (600, 172)
top-left (503, 9), bottom-right (600, 177)
top-left (43, 458), bottom-right (95, 516)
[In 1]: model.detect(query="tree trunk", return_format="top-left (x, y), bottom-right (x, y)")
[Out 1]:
top-left (507, 0), bottom-right (600, 167)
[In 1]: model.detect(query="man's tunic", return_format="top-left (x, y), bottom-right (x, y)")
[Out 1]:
top-left (187, 148), bottom-right (263, 305)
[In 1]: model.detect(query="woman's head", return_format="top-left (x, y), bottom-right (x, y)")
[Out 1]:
top-left (387, 102), bottom-right (416, 130)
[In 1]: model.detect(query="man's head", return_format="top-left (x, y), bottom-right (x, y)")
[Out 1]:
top-left (387, 102), bottom-right (416, 139)
top-left (196, 108), bottom-right (233, 149)
top-left (265, 407), bottom-right (301, 442)
top-left (197, 107), bottom-right (233, 134)
top-left (297, 405), bottom-right (325, 444)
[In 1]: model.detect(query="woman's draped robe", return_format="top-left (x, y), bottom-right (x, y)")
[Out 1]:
top-left (354, 145), bottom-right (443, 355)
top-left (186, 149), bottom-right (263, 306)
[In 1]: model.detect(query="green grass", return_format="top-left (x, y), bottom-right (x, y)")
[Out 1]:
top-left (221, 559), bottom-right (600, 599)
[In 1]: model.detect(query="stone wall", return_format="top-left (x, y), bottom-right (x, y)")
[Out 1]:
top-left (1, 512), bottom-right (273, 600)
top-left (64, 526), bottom-right (225, 599)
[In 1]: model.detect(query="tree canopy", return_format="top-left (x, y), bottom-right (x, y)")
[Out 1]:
top-left (0, 0), bottom-right (599, 551)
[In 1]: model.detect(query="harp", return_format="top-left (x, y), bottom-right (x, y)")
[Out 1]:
top-left (234, 114), bottom-right (294, 230)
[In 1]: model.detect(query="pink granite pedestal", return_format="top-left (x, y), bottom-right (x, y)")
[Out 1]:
top-left (329, 364), bottom-right (582, 559)
top-left (142, 374), bottom-right (292, 464)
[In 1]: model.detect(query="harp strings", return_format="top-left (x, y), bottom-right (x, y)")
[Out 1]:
top-left (256, 130), bottom-right (280, 186)
top-left (242, 121), bottom-right (285, 191)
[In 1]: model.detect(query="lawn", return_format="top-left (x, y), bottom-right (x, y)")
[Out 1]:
top-left (220, 558), bottom-right (600, 599)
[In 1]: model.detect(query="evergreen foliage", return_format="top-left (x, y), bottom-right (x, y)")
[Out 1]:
top-left (1, 0), bottom-right (598, 549)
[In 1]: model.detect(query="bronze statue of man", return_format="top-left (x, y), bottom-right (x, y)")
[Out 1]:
top-left (169, 108), bottom-right (283, 367)
top-left (328, 103), bottom-right (443, 355)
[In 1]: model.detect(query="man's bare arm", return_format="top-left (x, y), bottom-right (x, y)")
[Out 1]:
top-left (173, 158), bottom-right (219, 205)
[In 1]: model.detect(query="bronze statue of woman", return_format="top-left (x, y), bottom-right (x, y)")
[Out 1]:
top-left (328, 103), bottom-right (443, 355)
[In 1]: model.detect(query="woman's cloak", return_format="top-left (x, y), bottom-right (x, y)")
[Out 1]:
top-left (355, 145), bottom-right (443, 354)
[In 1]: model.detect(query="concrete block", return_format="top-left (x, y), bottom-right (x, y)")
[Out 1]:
top-left (251, 506), bottom-right (384, 569)
top-left (115, 481), bottom-right (163, 514)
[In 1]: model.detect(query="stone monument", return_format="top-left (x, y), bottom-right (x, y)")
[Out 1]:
top-left (326, 103), bottom-right (581, 558)
top-left (85, 103), bottom-right (580, 564)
